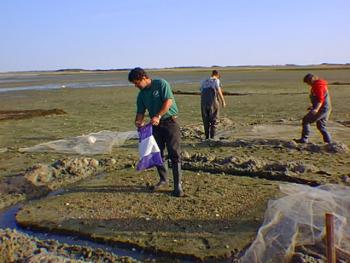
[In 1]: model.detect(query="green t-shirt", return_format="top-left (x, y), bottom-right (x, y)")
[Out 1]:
top-left (136, 79), bottom-right (178, 119)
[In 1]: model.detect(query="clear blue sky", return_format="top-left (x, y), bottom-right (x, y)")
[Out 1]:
top-left (1, 0), bottom-right (349, 72)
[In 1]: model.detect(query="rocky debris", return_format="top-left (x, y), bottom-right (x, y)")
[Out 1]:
top-left (99, 157), bottom-right (136, 171)
top-left (296, 142), bottom-right (349, 154)
top-left (99, 157), bottom-right (117, 166)
top-left (183, 153), bottom-right (320, 184)
top-left (290, 252), bottom-right (325, 263)
top-left (181, 117), bottom-right (236, 140)
top-left (0, 228), bottom-right (139, 263)
top-left (180, 126), bottom-right (203, 140)
top-left (0, 156), bottom-right (140, 209)
top-left (292, 242), bottom-right (350, 263)
top-left (0, 175), bottom-right (50, 200)
top-left (24, 164), bottom-right (56, 185)
top-left (0, 148), bottom-right (7, 153)
top-left (218, 117), bottom-right (234, 128)
top-left (0, 158), bottom-right (100, 208)
top-left (26, 254), bottom-right (83, 263)
top-left (207, 138), bottom-right (296, 149)
top-left (51, 158), bottom-right (99, 178)
top-left (188, 153), bottom-right (217, 163)
top-left (212, 139), bottom-right (349, 154)
top-left (324, 142), bottom-right (349, 153)
top-left (238, 159), bottom-right (267, 172)
top-left (24, 157), bottom-right (99, 186)
top-left (337, 120), bottom-right (350, 127)
top-left (264, 162), bottom-right (318, 175)
top-left (181, 150), bottom-right (191, 159)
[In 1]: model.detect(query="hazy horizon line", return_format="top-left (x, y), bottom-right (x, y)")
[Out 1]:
top-left (1, 63), bottom-right (350, 74)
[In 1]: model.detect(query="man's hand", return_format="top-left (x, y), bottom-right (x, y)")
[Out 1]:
top-left (151, 115), bottom-right (161, 126)
top-left (135, 113), bottom-right (145, 128)
top-left (135, 120), bottom-right (145, 128)
top-left (310, 109), bottom-right (318, 115)
top-left (310, 102), bottom-right (321, 114)
top-left (222, 101), bottom-right (226, 108)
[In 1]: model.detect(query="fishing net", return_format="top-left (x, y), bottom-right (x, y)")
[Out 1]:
top-left (241, 183), bottom-right (350, 263)
top-left (19, 130), bottom-right (138, 155)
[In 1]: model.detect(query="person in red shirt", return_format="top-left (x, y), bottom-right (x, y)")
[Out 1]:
top-left (294, 74), bottom-right (332, 144)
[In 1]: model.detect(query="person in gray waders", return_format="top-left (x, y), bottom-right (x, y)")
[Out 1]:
top-left (294, 73), bottom-right (332, 144)
top-left (200, 70), bottom-right (226, 140)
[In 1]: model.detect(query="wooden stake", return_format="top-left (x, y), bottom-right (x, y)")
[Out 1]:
top-left (336, 247), bottom-right (350, 262)
top-left (325, 213), bottom-right (336, 263)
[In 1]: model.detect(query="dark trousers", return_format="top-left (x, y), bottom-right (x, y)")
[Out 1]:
top-left (152, 117), bottom-right (181, 164)
top-left (201, 103), bottom-right (219, 139)
top-left (302, 110), bottom-right (331, 143)
top-left (152, 118), bottom-right (183, 193)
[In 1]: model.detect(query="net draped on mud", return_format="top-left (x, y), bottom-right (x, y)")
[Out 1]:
top-left (241, 183), bottom-right (350, 263)
top-left (19, 130), bottom-right (138, 155)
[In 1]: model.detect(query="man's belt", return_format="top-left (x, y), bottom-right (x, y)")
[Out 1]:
top-left (160, 116), bottom-right (177, 122)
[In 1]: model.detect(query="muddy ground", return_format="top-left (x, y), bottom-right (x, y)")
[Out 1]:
top-left (1, 68), bottom-right (350, 262)
top-left (0, 109), bottom-right (66, 121)
top-left (16, 168), bottom-right (280, 261)
top-left (5, 120), bottom-right (350, 262)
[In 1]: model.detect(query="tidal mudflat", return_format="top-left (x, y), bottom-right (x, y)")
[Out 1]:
top-left (0, 67), bottom-right (350, 262)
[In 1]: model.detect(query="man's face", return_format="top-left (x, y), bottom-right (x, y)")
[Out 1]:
top-left (305, 80), bottom-right (313, 86)
top-left (132, 77), bottom-right (149, 90)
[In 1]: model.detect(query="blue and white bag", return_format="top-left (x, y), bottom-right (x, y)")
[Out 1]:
top-left (137, 124), bottom-right (163, 171)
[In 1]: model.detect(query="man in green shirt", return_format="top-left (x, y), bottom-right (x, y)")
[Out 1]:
top-left (128, 67), bottom-right (184, 197)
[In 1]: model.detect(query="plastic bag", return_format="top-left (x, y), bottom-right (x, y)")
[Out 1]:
top-left (136, 124), bottom-right (163, 171)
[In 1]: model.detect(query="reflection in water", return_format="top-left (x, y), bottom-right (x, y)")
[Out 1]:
top-left (0, 82), bottom-right (129, 93)
top-left (0, 79), bottom-right (241, 93)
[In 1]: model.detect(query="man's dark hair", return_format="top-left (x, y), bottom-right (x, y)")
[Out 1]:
top-left (128, 67), bottom-right (149, 82)
top-left (303, 73), bottom-right (314, 83)
top-left (212, 70), bottom-right (220, 76)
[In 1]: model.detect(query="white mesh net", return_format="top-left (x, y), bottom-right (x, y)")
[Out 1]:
top-left (241, 183), bottom-right (350, 263)
top-left (19, 130), bottom-right (138, 155)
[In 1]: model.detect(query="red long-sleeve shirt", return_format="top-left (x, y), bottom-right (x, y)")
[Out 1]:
top-left (311, 79), bottom-right (328, 104)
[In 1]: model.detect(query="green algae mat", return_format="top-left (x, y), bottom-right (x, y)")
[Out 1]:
top-left (16, 169), bottom-right (280, 261)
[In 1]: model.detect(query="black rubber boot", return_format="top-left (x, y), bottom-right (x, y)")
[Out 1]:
top-left (172, 163), bottom-right (184, 197)
top-left (209, 126), bottom-right (216, 139)
top-left (150, 165), bottom-right (168, 192)
top-left (209, 121), bottom-right (216, 139)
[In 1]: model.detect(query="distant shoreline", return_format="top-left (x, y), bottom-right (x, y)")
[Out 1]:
top-left (1, 63), bottom-right (350, 75)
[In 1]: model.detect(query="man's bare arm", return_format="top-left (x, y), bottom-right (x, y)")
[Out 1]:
top-left (151, 99), bottom-right (173, 126)
top-left (217, 88), bottom-right (226, 107)
top-left (135, 113), bottom-right (145, 127)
